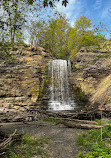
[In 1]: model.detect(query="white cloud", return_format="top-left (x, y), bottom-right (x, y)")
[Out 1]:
top-left (56, 0), bottom-right (76, 17)
top-left (55, 0), bottom-right (84, 26)
top-left (101, 8), bottom-right (110, 19)
top-left (94, 0), bottom-right (102, 10)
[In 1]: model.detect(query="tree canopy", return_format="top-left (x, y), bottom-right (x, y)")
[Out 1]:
top-left (29, 15), bottom-right (105, 59)
top-left (0, 0), bottom-right (108, 59)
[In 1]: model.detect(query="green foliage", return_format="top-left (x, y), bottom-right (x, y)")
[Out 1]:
top-left (38, 66), bottom-right (48, 99)
top-left (103, 99), bottom-right (111, 105)
top-left (72, 62), bottom-right (76, 69)
top-left (0, 43), bottom-right (15, 62)
top-left (78, 151), bottom-right (84, 158)
top-left (29, 15), bottom-right (106, 59)
top-left (78, 125), bottom-right (111, 158)
top-left (1, 0), bottom-right (26, 43)
top-left (44, 118), bottom-right (60, 123)
top-left (75, 16), bottom-right (92, 33)
top-left (29, 20), bottom-right (46, 45)
top-left (42, 14), bottom-right (71, 59)
top-left (68, 16), bottom-right (106, 57)
top-left (73, 85), bottom-right (88, 104)
top-left (1, 1), bottom-right (109, 55)
top-left (4, 134), bottom-right (50, 158)
top-left (16, 32), bottom-right (25, 44)
top-left (5, 147), bottom-right (17, 158)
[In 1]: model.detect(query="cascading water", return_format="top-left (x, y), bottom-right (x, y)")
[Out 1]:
top-left (48, 59), bottom-right (77, 111)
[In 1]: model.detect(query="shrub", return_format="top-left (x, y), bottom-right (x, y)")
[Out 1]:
top-left (78, 124), bottom-right (111, 158)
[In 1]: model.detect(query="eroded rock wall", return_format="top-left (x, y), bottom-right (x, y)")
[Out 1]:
top-left (71, 42), bottom-right (111, 110)
top-left (0, 45), bottom-right (51, 116)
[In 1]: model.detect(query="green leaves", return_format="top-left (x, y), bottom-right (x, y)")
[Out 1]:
top-left (1, 0), bottom-right (27, 43)
top-left (78, 125), bottom-right (111, 158)
top-left (62, 0), bottom-right (68, 7)
top-left (75, 16), bottom-right (92, 33)
top-left (68, 16), bottom-right (106, 57)
top-left (43, 0), bottom-right (68, 7)
top-left (43, 15), bottom-right (71, 58)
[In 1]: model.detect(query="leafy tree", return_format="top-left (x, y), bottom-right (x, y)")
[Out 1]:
top-left (68, 16), bottom-right (106, 57)
top-left (29, 20), bottom-right (46, 45)
top-left (0, 0), bottom-right (26, 43)
top-left (42, 15), bottom-right (71, 58)
top-left (43, 19), bottom-right (57, 57)
top-left (28, 15), bottom-right (106, 59)
top-left (75, 15), bottom-right (92, 34)
top-left (16, 32), bottom-right (25, 44)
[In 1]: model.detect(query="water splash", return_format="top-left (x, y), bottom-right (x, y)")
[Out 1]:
top-left (48, 59), bottom-right (77, 111)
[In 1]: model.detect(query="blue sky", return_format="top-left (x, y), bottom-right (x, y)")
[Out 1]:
top-left (55, 0), bottom-right (111, 38)
top-left (25, 0), bottom-right (111, 43)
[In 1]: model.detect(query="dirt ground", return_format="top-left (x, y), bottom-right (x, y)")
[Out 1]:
top-left (0, 121), bottom-right (85, 158)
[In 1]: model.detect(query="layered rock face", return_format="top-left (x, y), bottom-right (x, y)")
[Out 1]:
top-left (0, 45), bottom-right (50, 117)
top-left (0, 42), bottom-right (111, 122)
top-left (71, 42), bottom-right (111, 110)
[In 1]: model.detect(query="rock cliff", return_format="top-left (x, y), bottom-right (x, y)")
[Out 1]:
top-left (71, 41), bottom-right (111, 111)
top-left (0, 42), bottom-right (111, 122)
top-left (0, 45), bottom-right (51, 120)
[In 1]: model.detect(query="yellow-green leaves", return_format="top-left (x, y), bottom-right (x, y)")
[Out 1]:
top-left (43, 15), bottom-right (71, 59)
top-left (75, 15), bottom-right (92, 33)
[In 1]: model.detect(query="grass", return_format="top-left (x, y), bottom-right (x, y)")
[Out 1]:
top-left (4, 134), bottom-right (51, 158)
top-left (77, 120), bottom-right (111, 158)
top-left (43, 118), bottom-right (60, 123)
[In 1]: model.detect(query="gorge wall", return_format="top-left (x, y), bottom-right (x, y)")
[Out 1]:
top-left (0, 45), bottom-right (51, 120)
top-left (71, 41), bottom-right (111, 111)
top-left (0, 41), bottom-right (111, 122)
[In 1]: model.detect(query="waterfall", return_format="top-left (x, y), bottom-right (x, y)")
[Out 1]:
top-left (48, 59), bottom-right (77, 111)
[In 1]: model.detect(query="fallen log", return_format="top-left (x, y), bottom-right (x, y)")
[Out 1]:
top-left (60, 121), bottom-right (103, 129)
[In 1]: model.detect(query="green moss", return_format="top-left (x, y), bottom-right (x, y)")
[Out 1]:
top-left (103, 99), bottom-right (111, 105)
top-left (43, 118), bottom-right (60, 123)
top-left (79, 65), bottom-right (86, 69)
top-left (32, 84), bottom-right (40, 100)
top-left (72, 63), bottom-right (76, 69)
top-left (73, 85), bottom-right (88, 104)
top-left (38, 78), bottom-right (48, 99)
top-left (12, 47), bottom-right (18, 51)
top-left (38, 65), bottom-right (49, 99)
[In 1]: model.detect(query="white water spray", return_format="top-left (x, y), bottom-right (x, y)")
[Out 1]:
top-left (48, 59), bottom-right (77, 111)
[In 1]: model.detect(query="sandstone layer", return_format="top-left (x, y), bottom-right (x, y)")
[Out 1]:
top-left (71, 41), bottom-right (111, 111)
top-left (0, 45), bottom-right (51, 120)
